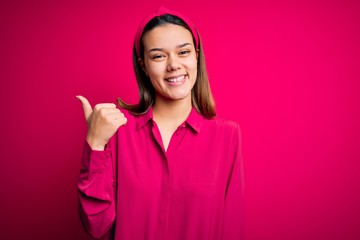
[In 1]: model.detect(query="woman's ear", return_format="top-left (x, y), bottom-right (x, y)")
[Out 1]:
top-left (138, 58), bottom-right (148, 76)
top-left (196, 49), bottom-right (199, 61)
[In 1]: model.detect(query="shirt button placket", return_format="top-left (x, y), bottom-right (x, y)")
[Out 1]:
top-left (156, 155), bottom-right (171, 240)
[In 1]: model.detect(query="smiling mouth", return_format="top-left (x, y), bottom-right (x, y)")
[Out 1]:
top-left (165, 75), bottom-right (186, 83)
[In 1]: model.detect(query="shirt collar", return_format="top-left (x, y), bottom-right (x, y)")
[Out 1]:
top-left (136, 106), bottom-right (205, 133)
top-left (185, 107), bottom-right (204, 133)
top-left (136, 107), bottom-right (153, 130)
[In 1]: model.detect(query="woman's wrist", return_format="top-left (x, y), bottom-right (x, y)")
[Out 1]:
top-left (86, 135), bottom-right (106, 151)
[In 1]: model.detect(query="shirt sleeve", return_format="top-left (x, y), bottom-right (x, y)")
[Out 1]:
top-left (77, 139), bottom-right (116, 239)
top-left (221, 124), bottom-right (245, 240)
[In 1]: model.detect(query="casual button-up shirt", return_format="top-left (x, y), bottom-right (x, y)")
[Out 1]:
top-left (78, 107), bottom-right (244, 240)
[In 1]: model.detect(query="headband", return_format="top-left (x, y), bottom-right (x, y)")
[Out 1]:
top-left (134, 7), bottom-right (199, 59)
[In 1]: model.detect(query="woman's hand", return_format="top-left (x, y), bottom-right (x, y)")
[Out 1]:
top-left (77, 95), bottom-right (127, 150)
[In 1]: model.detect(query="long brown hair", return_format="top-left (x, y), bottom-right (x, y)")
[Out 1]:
top-left (118, 14), bottom-right (216, 119)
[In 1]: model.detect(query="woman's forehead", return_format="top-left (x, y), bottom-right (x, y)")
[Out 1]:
top-left (142, 24), bottom-right (194, 49)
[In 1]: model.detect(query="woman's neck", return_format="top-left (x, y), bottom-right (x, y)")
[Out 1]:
top-left (152, 95), bottom-right (192, 125)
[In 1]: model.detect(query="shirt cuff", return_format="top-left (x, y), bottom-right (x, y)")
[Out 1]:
top-left (81, 141), bottom-right (112, 171)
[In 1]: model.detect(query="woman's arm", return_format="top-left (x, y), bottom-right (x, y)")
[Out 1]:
top-left (78, 140), bottom-right (116, 239)
top-left (221, 124), bottom-right (245, 240)
top-left (76, 96), bottom-right (126, 238)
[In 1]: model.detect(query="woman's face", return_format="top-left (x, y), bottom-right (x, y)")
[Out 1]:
top-left (141, 24), bottom-right (198, 103)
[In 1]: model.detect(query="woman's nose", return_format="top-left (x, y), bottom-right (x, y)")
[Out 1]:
top-left (166, 57), bottom-right (180, 71)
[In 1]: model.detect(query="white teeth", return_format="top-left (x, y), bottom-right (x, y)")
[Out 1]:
top-left (167, 75), bottom-right (185, 82)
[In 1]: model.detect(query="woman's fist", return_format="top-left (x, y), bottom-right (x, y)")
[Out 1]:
top-left (77, 95), bottom-right (127, 150)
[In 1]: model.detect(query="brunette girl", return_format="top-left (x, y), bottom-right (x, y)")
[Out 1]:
top-left (77, 7), bottom-right (244, 240)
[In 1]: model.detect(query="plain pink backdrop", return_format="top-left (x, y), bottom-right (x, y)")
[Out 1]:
top-left (1, 0), bottom-right (359, 239)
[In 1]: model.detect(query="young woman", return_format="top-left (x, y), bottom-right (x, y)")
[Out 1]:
top-left (77, 7), bottom-right (244, 240)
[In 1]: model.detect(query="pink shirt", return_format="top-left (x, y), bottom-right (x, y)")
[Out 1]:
top-left (78, 107), bottom-right (244, 240)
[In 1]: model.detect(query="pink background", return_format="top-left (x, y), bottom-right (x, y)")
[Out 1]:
top-left (1, 0), bottom-right (359, 239)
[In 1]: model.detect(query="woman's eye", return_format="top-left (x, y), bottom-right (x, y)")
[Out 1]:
top-left (152, 55), bottom-right (163, 59)
top-left (179, 50), bottom-right (190, 55)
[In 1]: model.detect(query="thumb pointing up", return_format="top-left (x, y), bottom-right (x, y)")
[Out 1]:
top-left (76, 95), bottom-right (127, 150)
top-left (76, 95), bottom-right (93, 121)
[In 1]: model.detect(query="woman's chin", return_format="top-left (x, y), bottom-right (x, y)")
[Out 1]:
top-left (158, 91), bottom-right (192, 102)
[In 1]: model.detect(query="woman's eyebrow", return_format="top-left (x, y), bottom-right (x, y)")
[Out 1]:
top-left (148, 43), bottom-right (192, 53)
top-left (148, 48), bottom-right (163, 53)
top-left (176, 43), bottom-right (192, 48)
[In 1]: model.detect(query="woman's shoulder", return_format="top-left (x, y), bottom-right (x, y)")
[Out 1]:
top-left (117, 107), bottom-right (153, 130)
top-left (200, 115), bottom-right (241, 145)
top-left (118, 107), bottom-right (143, 119)
top-left (119, 107), bottom-right (132, 118)
top-left (205, 115), bottom-right (240, 132)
